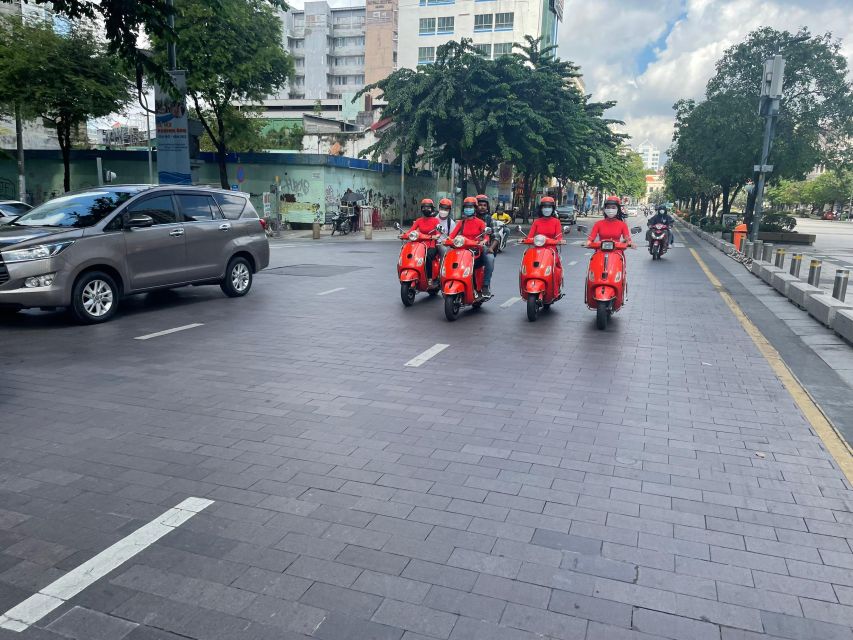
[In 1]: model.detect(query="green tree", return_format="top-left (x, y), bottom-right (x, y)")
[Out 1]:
top-left (263, 125), bottom-right (305, 150)
top-left (150, 0), bottom-right (293, 188)
top-left (0, 18), bottom-right (132, 192)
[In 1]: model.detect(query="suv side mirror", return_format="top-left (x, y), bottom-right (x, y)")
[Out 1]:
top-left (127, 214), bottom-right (154, 228)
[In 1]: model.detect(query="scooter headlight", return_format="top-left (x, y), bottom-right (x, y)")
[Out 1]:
top-left (533, 234), bottom-right (546, 247)
top-left (408, 231), bottom-right (419, 241)
top-left (453, 236), bottom-right (465, 248)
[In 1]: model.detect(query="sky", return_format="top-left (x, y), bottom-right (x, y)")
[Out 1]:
top-left (558, 0), bottom-right (853, 161)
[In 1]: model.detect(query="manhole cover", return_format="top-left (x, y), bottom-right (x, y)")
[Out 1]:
top-left (263, 264), bottom-right (369, 277)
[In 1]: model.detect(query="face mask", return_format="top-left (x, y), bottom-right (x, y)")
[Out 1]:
top-left (421, 208), bottom-right (432, 216)
top-left (604, 208), bottom-right (618, 218)
top-left (438, 209), bottom-right (449, 219)
top-left (463, 207), bottom-right (475, 217)
top-left (542, 207), bottom-right (554, 217)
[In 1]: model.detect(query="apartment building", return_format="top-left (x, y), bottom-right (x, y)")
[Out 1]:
top-left (398, 0), bottom-right (561, 69)
top-left (636, 140), bottom-right (661, 172)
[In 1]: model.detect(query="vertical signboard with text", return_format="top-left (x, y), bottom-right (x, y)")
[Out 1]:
top-left (154, 71), bottom-right (192, 185)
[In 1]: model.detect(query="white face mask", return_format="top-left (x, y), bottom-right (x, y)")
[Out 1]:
top-left (438, 209), bottom-right (450, 219)
top-left (604, 207), bottom-right (618, 218)
top-left (542, 208), bottom-right (554, 217)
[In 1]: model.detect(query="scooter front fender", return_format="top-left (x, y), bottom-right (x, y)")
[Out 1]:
top-left (399, 269), bottom-right (421, 283)
top-left (524, 279), bottom-right (546, 294)
top-left (443, 280), bottom-right (465, 296)
top-left (592, 285), bottom-right (617, 302)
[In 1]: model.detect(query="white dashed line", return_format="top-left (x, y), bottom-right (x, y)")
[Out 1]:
top-left (134, 323), bottom-right (204, 341)
top-left (500, 296), bottom-right (522, 308)
top-left (317, 287), bottom-right (346, 296)
top-left (405, 343), bottom-right (449, 367)
top-left (568, 261), bottom-right (578, 266)
top-left (0, 498), bottom-right (214, 632)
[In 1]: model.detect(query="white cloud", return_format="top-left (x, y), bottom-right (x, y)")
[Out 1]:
top-left (559, 0), bottom-right (853, 160)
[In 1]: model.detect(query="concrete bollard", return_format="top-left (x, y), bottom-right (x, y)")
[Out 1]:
top-left (808, 259), bottom-right (822, 287)
top-left (742, 240), bottom-right (752, 257)
top-left (789, 253), bottom-right (803, 277)
top-left (752, 240), bottom-right (763, 260)
top-left (761, 243), bottom-right (774, 263)
top-left (363, 220), bottom-right (373, 240)
top-left (312, 221), bottom-right (321, 240)
top-left (774, 248), bottom-right (786, 268)
top-left (832, 270), bottom-right (849, 301)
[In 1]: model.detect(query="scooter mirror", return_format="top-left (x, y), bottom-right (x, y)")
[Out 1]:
top-left (517, 225), bottom-right (523, 233)
top-left (563, 226), bottom-right (571, 233)
top-left (394, 222), bottom-right (402, 231)
top-left (484, 227), bottom-right (493, 235)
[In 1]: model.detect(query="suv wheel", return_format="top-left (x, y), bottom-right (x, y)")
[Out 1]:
top-left (71, 271), bottom-right (119, 324)
top-left (221, 256), bottom-right (253, 297)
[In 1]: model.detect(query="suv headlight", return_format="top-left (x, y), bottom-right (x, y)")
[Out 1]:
top-left (1, 241), bottom-right (74, 263)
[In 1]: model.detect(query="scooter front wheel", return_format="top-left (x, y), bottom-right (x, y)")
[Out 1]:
top-left (652, 243), bottom-right (660, 260)
top-left (527, 294), bottom-right (539, 322)
top-left (444, 294), bottom-right (461, 321)
top-left (401, 283), bottom-right (416, 307)
top-left (596, 301), bottom-right (609, 330)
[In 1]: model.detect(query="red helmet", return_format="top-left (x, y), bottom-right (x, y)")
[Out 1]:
top-left (604, 196), bottom-right (621, 207)
top-left (438, 198), bottom-right (452, 208)
top-left (540, 196), bottom-right (556, 205)
top-left (420, 198), bottom-right (436, 216)
top-left (475, 194), bottom-right (489, 204)
top-left (462, 196), bottom-right (478, 206)
top-left (420, 198), bottom-right (435, 207)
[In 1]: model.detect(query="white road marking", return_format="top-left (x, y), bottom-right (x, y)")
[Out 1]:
top-left (317, 287), bottom-right (345, 296)
top-left (500, 296), bottom-right (522, 308)
top-left (568, 260), bottom-right (578, 266)
top-left (134, 323), bottom-right (204, 341)
top-left (405, 343), bottom-right (449, 367)
top-left (0, 497), bottom-right (213, 632)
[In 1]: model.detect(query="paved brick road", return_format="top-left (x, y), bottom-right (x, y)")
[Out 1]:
top-left (0, 220), bottom-right (851, 639)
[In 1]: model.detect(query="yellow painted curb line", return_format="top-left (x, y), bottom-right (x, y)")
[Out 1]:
top-left (687, 245), bottom-right (853, 484)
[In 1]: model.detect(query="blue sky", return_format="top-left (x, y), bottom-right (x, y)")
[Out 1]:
top-left (559, 0), bottom-right (853, 159)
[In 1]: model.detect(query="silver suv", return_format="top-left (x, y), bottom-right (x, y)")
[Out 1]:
top-left (0, 185), bottom-right (270, 323)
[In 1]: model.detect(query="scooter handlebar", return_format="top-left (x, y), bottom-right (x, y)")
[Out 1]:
top-left (520, 238), bottom-right (565, 246)
top-left (400, 231), bottom-right (441, 241)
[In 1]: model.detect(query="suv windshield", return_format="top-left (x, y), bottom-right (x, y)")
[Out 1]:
top-left (13, 188), bottom-right (148, 228)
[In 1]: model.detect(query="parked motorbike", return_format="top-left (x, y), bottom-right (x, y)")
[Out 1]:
top-left (440, 228), bottom-right (493, 321)
top-left (394, 223), bottom-right (441, 306)
top-left (577, 225), bottom-right (642, 330)
top-left (648, 222), bottom-right (670, 260)
top-left (330, 211), bottom-right (358, 236)
top-left (517, 225), bottom-right (569, 321)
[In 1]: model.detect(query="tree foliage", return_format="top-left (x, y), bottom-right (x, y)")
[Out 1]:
top-left (357, 37), bottom-right (625, 210)
top-left (666, 27), bottom-right (853, 224)
top-left (150, 0), bottom-right (293, 188)
top-left (0, 17), bottom-right (132, 191)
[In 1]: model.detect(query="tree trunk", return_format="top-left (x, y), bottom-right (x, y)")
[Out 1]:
top-left (700, 193), bottom-right (709, 217)
top-left (216, 112), bottom-right (229, 189)
top-left (14, 103), bottom-right (26, 203)
top-left (58, 121), bottom-right (71, 193)
top-left (521, 171), bottom-right (532, 221)
top-left (721, 184), bottom-right (730, 216)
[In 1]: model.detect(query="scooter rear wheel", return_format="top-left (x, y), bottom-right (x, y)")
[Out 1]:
top-left (596, 302), bottom-right (609, 330)
top-left (401, 283), bottom-right (416, 307)
top-left (444, 294), bottom-right (461, 321)
top-left (527, 294), bottom-right (539, 322)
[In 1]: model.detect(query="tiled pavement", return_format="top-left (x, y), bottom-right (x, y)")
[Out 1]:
top-left (0, 222), bottom-right (851, 639)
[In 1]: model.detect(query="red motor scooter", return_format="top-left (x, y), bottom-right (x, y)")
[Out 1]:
top-left (440, 229), bottom-right (493, 321)
top-left (395, 223), bottom-right (441, 306)
top-left (517, 225), bottom-right (569, 322)
top-left (578, 224), bottom-right (642, 330)
top-left (648, 222), bottom-right (670, 260)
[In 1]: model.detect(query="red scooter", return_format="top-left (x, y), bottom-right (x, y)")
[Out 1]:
top-left (648, 222), bottom-right (670, 260)
top-left (395, 223), bottom-right (440, 306)
top-left (578, 224), bottom-right (642, 330)
top-left (517, 226), bottom-right (569, 321)
top-left (440, 229), bottom-right (493, 321)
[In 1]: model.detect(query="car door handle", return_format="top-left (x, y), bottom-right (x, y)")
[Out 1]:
top-left (169, 228), bottom-right (184, 237)
top-left (219, 223), bottom-right (231, 231)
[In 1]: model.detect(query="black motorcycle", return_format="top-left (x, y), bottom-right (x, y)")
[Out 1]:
top-left (330, 211), bottom-right (358, 236)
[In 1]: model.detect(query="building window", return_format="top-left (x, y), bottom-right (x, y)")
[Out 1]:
top-left (494, 12), bottom-right (514, 30)
top-left (293, 15), bottom-right (305, 27)
top-left (294, 57), bottom-right (305, 68)
top-left (473, 43), bottom-right (491, 58)
top-left (353, 74), bottom-right (365, 84)
top-left (473, 14), bottom-right (493, 31)
top-left (493, 42), bottom-right (513, 56)
top-left (419, 18), bottom-right (436, 35)
top-left (436, 16), bottom-right (454, 33)
top-left (417, 46), bottom-right (435, 65)
top-left (419, 0), bottom-right (455, 5)
top-left (290, 38), bottom-right (304, 50)
top-left (333, 36), bottom-right (365, 47)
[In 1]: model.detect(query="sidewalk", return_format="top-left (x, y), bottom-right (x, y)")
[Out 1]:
top-left (268, 227), bottom-right (402, 243)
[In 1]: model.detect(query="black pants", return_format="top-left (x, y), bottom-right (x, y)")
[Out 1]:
top-left (425, 247), bottom-right (437, 279)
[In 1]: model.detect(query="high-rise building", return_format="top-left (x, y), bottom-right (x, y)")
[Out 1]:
top-left (397, 0), bottom-right (561, 70)
top-left (636, 140), bottom-right (660, 172)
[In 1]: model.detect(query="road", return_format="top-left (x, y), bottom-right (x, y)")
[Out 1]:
top-left (0, 217), bottom-right (851, 640)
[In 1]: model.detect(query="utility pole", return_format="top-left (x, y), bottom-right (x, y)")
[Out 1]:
top-left (750, 55), bottom-right (785, 241)
top-left (14, 103), bottom-right (26, 203)
top-left (399, 152), bottom-right (406, 226)
top-left (167, 0), bottom-right (177, 71)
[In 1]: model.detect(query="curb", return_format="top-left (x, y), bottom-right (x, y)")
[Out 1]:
top-left (676, 220), bottom-right (853, 346)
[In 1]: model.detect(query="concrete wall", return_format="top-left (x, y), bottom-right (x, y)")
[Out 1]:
top-left (304, 2), bottom-right (333, 99)
top-left (0, 149), bottom-right (438, 225)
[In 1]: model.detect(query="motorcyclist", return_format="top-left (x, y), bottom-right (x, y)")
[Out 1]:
top-left (647, 204), bottom-right (675, 247)
top-left (492, 204), bottom-right (512, 225)
top-left (526, 195), bottom-right (565, 283)
top-left (435, 198), bottom-right (456, 258)
top-left (585, 196), bottom-right (635, 249)
top-left (475, 194), bottom-right (491, 225)
top-left (449, 196), bottom-right (494, 297)
top-left (406, 198), bottom-right (440, 282)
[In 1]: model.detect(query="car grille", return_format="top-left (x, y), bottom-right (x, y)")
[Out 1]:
top-left (0, 258), bottom-right (8, 285)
